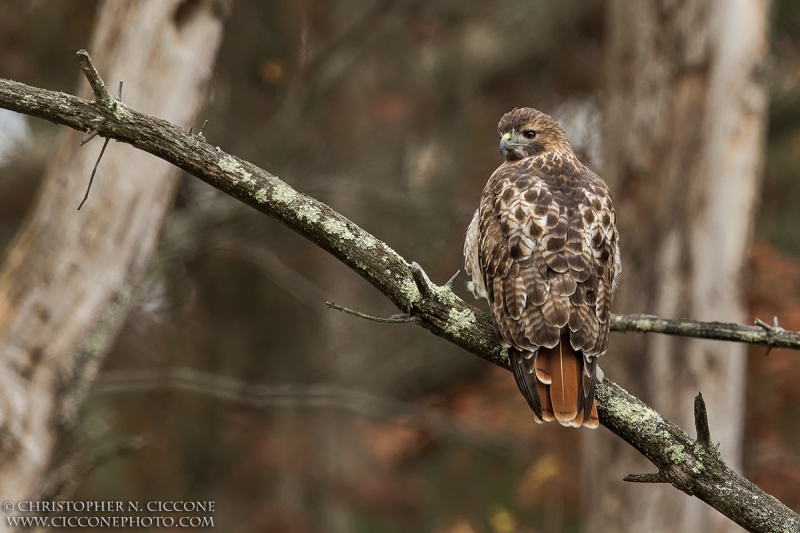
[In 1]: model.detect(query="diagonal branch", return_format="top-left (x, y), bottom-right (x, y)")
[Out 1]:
top-left (0, 55), bottom-right (798, 532)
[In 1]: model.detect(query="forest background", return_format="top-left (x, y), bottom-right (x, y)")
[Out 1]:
top-left (1, 1), bottom-right (799, 532)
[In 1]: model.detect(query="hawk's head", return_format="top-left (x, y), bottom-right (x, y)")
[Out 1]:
top-left (497, 107), bottom-right (573, 162)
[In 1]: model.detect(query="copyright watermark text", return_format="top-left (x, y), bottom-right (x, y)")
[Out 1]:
top-left (2, 501), bottom-right (215, 528)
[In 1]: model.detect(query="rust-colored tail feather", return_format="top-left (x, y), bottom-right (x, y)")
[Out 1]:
top-left (546, 340), bottom-right (580, 424)
top-left (534, 351), bottom-right (552, 384)
top-left (584, 401), bottom-right (599, 428)
top-left (538, 381), bottom-right (555, 421)
top-left (511, 332), bottom-right (598, 429)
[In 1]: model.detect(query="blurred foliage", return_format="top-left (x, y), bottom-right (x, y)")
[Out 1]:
top-left (746, 243), bottom-right (800, 512)
top-left (0, 0), bottom-right (799, 531)
top-left (763, 0), bottom-right (800, 255)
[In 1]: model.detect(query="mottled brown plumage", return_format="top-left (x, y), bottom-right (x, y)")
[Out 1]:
top-left (465, 107), bottom-right (621, 428)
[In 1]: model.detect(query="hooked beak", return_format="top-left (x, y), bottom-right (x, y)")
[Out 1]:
top-left (499, 132), bottom-right (513, 156)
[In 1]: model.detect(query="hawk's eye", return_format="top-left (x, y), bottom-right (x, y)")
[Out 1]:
top-left (523, 130), bottom-right (536, 140)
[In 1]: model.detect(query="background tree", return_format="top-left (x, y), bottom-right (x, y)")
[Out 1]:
top-left (586, 1), bottom-right (770, 532)
top-left (0, 0), bottom-right (225, 514)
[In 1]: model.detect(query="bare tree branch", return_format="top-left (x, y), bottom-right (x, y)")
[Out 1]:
top-left (611, 314), bottom-right (800, 352)
top-left (0, 54), bottom-right (798, 532)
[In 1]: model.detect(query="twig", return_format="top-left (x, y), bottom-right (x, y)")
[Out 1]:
top-left (754, 317), bottom-right (773, 332)
top-left (410, 261), bottom-right (435, 300)
top-left (754, 316), bottom-right (786, 356)
top-left (610, 313), bottom-right (800, 352)
top-left (623, 473), bottom-right (668, 484)
top-left (76, 69), bottom-right (123, 210)
top-left (80, 130), bottom-right (99, 145)
top-left (197, 119), bottom-right (208, 138)
top-left (694, 392), bottom-right (713, 448)
top-left (76, 49), bottom-right (111, 103)
top-left (326, 301), bottom-right (413, 323)
top-left (445, 270), bottom-right (461, 288)
top-left (77, 137), bottom-right (110, 210)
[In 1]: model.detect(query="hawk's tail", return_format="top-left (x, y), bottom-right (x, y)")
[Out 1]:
top-left (509, 334), bottom-right (599, 429)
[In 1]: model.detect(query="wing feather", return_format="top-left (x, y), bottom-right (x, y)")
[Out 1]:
top-left (464, 209), bottom-right (487, 300)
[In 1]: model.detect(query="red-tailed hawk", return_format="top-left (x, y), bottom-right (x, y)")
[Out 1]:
top-left (464, 107), bottom-right (620, 428)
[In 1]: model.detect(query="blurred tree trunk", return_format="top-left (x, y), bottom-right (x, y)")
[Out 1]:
top-left (585, 1), bottom-right (769, 532)
top-left (0, 0), bottom-right (224, 510)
